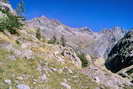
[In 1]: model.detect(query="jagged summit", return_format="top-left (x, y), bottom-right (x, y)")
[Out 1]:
top-left (28, 16), bottom-right (64, 27)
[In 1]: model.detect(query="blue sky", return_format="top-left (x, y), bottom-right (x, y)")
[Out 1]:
top-left (10, 0), bottom-right (133, 31)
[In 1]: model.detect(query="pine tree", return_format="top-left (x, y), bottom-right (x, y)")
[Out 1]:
top-left (16, 0), bottom-right (25, 16)
top-left (0, 6), bottom-right (24, 34)
top-left (48, 36), bottom-right (57, 44)
top-left (1, 0), bottom-right (8, 3)
top-left (61, 35), bottom-right (66, 47)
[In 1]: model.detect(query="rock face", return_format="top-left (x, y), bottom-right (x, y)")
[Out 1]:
top-left (93, 27), bottom-right (126, 58)
top-left (16, 84), bottom-right (30, 89)
top-left (105, 31), bottom-right (133, 73)
top-left (26, 17), bottom-right (126, 58)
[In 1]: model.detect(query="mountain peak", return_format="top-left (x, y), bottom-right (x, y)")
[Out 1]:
top-left (78, 26), bottom-right (93, 32)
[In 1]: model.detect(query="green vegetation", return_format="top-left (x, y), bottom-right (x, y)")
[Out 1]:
top-left (0, 46), bottom-right (99, 89)
top-left (126, 69), bottom-right (133, 75)
top-left (0, 7), bottom-right (23, 34)
top-left (36, 28), bottom-right (42, 40)
top-left (48, 36), bottom-right (57, 44)
top-left (0, 48), bottom-right (40, 89)
top-left (1, 0), bottom-right (8, 3)
top-left (123, 86), bottom-right (133, 89)
top-left (77, 53), bottom-right (89, 67)
top-left (48, 35), bottom-right (66, 45)
top-left (60, 35), bottom-right (66, 47)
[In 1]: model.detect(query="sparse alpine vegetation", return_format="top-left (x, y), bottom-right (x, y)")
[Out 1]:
top-left (77, 53), bottom-right (89, 67)
top-left (0, 6), bottom-right (23, 34)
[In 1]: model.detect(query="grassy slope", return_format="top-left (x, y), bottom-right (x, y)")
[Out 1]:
top-left (0, 31), bottom-right (106, 89)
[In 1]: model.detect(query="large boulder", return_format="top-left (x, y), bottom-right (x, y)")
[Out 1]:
top-left (105, 31), bottom-right (133, 73)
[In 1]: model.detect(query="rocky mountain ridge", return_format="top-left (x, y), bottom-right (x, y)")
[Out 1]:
top-left (27, 16), bottom-right (126, 58)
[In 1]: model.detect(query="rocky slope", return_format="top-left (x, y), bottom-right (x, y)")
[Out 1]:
top-left (26, 17), bottom-right (126, 58)
top-left (0, 23), bottom-right (107, 89)
top-left (0, 24), bottom-right (131, 89)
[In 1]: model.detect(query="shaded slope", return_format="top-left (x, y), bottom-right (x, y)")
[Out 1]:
top-left (105, 31), bottom-right (133, 73)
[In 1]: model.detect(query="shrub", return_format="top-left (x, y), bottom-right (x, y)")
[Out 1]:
top-left (60, 35), bottom-right (66, 47)
top-left (36, 28), bottom-right (46, 42)
top-left (16, 0), bottom-right (25, 16)
top-left (0, 6), bottom-right (23, 34)
top-left (48, 36), bottom-right (57, 44)
top-left (77, 53), bottom-right (88, 67)
top-left (1, 0), bottom-right (8, 3)
top-left (126, 69), bottom-right (133, 75)
top-left (36, 28), bottom-right (41, 40)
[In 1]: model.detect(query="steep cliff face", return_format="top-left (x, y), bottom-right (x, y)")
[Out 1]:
top-left (105, 31), bottom-right (133, 73)
top-left (26, 17), bottom-right (126, 58)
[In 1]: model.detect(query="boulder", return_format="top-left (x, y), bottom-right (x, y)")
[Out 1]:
top-left (60, 82), bottom-right (71, 89)
top-left (16, 84), bottom-right (30, 89)
top-left (61, 47), bottom-right (82, 68)
top-left (4, 79), bottom-right (11, 85)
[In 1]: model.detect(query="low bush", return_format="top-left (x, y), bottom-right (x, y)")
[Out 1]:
top-left (77, 53), bottom-right (88, 67)
top-left (36, 29), bottom-right (42, 40)
top-left (60, 35), bottom-right (66, 47)
top-left (48, 36), bottom-right (57, 44)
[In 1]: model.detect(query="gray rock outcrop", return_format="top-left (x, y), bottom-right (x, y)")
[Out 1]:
top-left (16, 84), bottom-right (30, 89)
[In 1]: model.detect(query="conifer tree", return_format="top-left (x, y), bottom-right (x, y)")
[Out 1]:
top-left (61, 35), bottom-right (66, 47)
top-left (16, 0), bottom-right (25, 16)
top-left (1, 0), bottom-right (8, 3)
